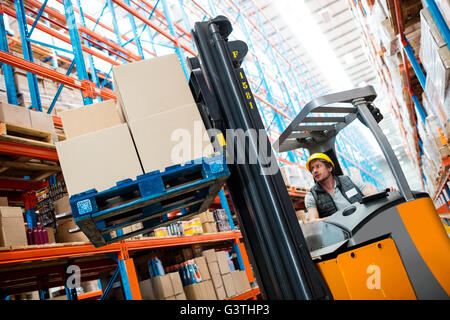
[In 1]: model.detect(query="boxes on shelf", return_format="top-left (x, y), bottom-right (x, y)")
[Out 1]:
top-left (139, 272), bottom-right (184, 300)
top-left (0, 102), bottom-right (32, 127)
top-left (29, 109), bottom-right (55, 133)
top-left (231, 270), bottom-right (251, 295)
top-left (56, 123), bottom-right (144, 196)
top-left (56, 216), bottom-right (89, 243)
top-left (222, 272), bottom-right (236, 298)
top-left (0, 206), bottom-right (27, 247)
top-left (59, 99), bottom-right (124, 139)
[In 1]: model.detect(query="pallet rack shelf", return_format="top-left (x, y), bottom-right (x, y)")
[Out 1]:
top-left (349, 0), bottom-right (450, 217)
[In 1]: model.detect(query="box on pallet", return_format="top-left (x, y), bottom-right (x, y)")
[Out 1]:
top-left (112, 54), bottom-right (196, 122)
top-left (59, 99), bottom-right (124, 139)
top-left (0, 206), bottom-right (27, 247)
top-left (29, 110), bottom-right (55, 133)
top-left (127, 103), bottom-right (214, 173)
top-left (56, 124), bottom-right (144, 196)
top-left (231, 270), bottom-right (251, 295)
top-left (0, 102), bottom-right (32, 127)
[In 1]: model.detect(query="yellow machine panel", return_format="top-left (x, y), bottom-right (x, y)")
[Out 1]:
top-left (317, 239), bottom-right (416, 300)
top-left (397, 198), bottom-right (450, 295)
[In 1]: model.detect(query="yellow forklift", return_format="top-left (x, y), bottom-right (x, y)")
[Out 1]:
top-left (273, 86), bottom-right (450, 300)
top-left (189, 15), bottom-right (449, 300)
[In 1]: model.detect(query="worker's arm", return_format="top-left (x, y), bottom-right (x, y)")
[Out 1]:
top-left (362, 185), bottom-right (378, 196)
top-left (307, 207), bottom-right (320, 221)
top-left (304, 192), bottom-right (324, 221)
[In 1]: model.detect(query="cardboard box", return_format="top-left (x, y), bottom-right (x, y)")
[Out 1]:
top-left (60, 100), bottom-right (123, 139)
top-left (211, 271), bottom-right (224, 289)
top-left (0, 197), bottom-right (8, 206)
top-left (202, 249), bottom-right (217, 263)
top-left (128, 103), bottom-right (214, 173)
top-left (203, 280), bottom-right (217, 300)
top-left (198, 210), bottom-right (215, 223)
top-left (239, 270), bottom-right (251, 293)
top-left (222, 273), bottom-right (236, 298)
top-left (56, 124), bottom-right (144, 196)
top-left (56, 216), bottom-right (89, 243)
top-left (207, 261), bottom-right (220, 276)
top-left (175, 292), bottom-right (187, 300)
top-left (215, 286), bottom-right (227, 300)
top-left (139, 278), bottom-right (156, 300)
top-left (0, 102), bottom-right (32, 127)
top-left (53, 196), bottom-right (70, 215)
top-left (151, 274), bottom-right (175, 299)
top-left (168, 272), bottom-right (184, 295)
top-left (231, 270), bottom-right (251, 295)
top-left (216, 251), bottom-right (231, 275)
top-left (29, 110), bottom-right (55, 132)
top-left (46, 227), bottom-right (56, 244)
top-left (0, 206), bottom-right (27, 247)
top-left (184, 282), bottom-right (207, 300)
top-left (202, 222), bottom-right (218, 234)
top-left (194, 256), bottom-right (211, 281)
top-left (112, 54), bottom-right (196, 122)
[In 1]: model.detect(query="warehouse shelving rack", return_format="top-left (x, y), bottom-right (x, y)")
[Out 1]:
top-left (348, 0), bottom-right (450, 222)
top-left (0, 0), bottom-right (393, 300)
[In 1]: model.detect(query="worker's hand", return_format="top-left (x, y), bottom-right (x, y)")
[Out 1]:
top-left (389, 187), bottom-right (397, 192)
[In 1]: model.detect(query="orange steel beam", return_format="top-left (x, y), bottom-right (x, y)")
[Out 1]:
top-left (0, 50), bottom-right (116, 100)
top-left (0, 231), bottom-right (242, 265)
top-left (0, 141), bottom-right (59, 161)
top-left (78, 289), bottom-right (103, 300)
top-left (229, 287), bottom-right (260, 300)
top-left (237, 240), bottom-right (255, 284)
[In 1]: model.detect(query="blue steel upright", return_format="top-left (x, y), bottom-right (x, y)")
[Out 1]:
top-left (62, 0), bottom-right (93, 105)
top-left (0, 9), bottom-right (18, 105)
top-left (14, 0), bottom-right (42, 111)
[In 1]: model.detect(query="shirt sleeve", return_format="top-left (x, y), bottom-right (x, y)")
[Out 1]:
top-left (304, 192), bottom-right (317, 210)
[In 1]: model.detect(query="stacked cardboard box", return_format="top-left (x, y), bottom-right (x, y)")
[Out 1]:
top-left (197, 210), bottom-right (217, 234)
top-left (56, 100), bottom-right (143, 196)
top-left (0, 206), bottom-right (27, 247)
top-left (139, 272), bottom-right (186, 300)
top-left (0, 101), bottom-right (55, 132)
top-left (112, 54), bottom-right (214, 173)
top-left (202, 249), bottom-right (227, 299)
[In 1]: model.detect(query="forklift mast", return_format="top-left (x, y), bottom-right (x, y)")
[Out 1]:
top-left (188, 16), bottom-right (331, 300)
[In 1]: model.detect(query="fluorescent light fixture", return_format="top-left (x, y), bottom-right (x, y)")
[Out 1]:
top-left (272, 0), bottom-right (353, 92)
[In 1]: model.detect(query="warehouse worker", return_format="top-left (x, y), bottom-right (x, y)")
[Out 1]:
top-left (304, 153), bottom-right (377, 221)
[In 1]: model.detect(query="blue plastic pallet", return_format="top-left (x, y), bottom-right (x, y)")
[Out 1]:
top-left (69, 154), bottom-right (230, 247)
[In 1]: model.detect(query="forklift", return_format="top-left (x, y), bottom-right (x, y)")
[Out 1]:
top-left (188, 15), bottom-right (450, 300)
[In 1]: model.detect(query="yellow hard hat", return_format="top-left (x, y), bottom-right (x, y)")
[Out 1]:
top-left (306, 153), bottom-right (334, 171)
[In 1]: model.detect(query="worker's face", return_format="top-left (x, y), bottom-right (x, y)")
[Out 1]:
top-left (309, 160), bottom-right (333, 183)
